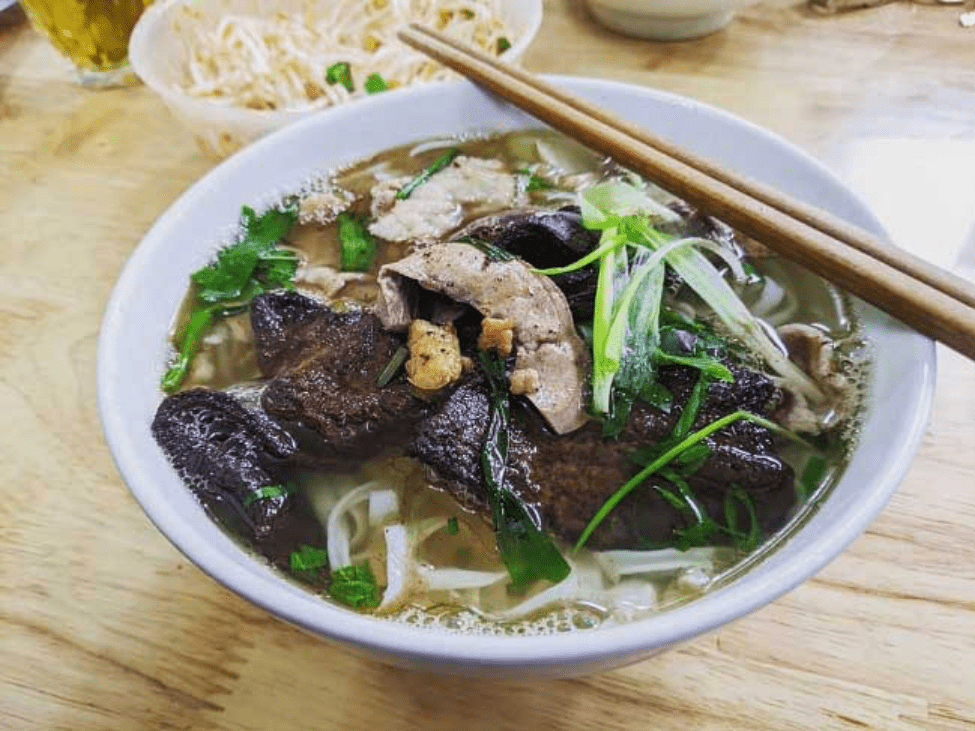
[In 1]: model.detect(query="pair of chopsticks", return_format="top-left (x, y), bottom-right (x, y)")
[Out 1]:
top-left (398, 23), bottom-right (975, 361)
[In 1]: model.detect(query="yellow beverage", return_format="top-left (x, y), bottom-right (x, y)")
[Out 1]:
top-left (21, 0), bottom-right (150, 77)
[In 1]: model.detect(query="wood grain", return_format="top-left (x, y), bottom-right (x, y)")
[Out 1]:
top-left (2, 1), bottom-right (975, 729)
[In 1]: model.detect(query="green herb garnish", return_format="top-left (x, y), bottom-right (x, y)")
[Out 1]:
top-left (661, 471), bottom-right (726, 551)
top-left (330, 561), bottom-right (381, 609)
top-left (365, 72), bottom-right (387, 94)
top-left (496, 36), bottom-right (511, 54)
top-left (396, 148), bottom-right (459, 200)
top-left (376, 345), bottom-right (409, 387)
top-left (724, 486), bottom-right (763, 552)
top-left (161, 308), bottom-right (216, 392)
top-left (244, 484), bottom-right (288, 507)
top-left (537, 180), bottom-right (823, 428)
top-left (674, 443), bottom-right (712, 476)
top-left (653, 473), bottom-right (763, 553)
top-left (325, 61), bottom-right (354, 92)
top-left (162, 204), bottom-right (298, 392)
top-left (575, 409), bottom-right (806, 551)
top-left (798, 454), bottom-right (829, 501)
top-left (290, 544), bottom-right (329, 574)
top-left (480, 350), bottom-right (571, 586)
top-left (191, 205), bottom-right (298, 302)
top-left (742, 261), bottom-right (765, 284)
top-left (518, 167), bottom-right (553, 192)
top-left (336, 212), bottom-right (378, 272)
top-left (447, 517), bottom-right (459, 535)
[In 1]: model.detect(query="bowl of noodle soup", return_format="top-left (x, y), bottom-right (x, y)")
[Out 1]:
top-left (98, 77), bottom-right (935, 677)
top-left (129, 0), bottom-right (542, 158)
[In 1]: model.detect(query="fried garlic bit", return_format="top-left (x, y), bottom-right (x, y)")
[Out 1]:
top-left (478, 317), bottom-right (515, 356)
top-left (405, 319), bottom-right (463, 392)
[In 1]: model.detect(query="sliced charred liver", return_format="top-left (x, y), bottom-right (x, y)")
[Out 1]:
top-left (458, 208), bottom-right (600, 321)
top-left (251, 291), bottom-right (427, 462)
top-left (151, 389), bottom-right (299, 540)
top-left (411, 364), bottom-right (794, 551)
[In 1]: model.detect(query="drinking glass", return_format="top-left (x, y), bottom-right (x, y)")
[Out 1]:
top-left (19, 0), bottom-right (151, 87)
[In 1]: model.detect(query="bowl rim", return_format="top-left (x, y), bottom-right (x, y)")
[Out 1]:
top-left (98, 76), bottom-right (936, 668)
top-left (128, 0), bottom-right (545, 121)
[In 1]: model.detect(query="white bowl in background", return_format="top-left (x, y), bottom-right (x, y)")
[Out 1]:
top-left (98, 77), bottom-right (934, 678)
top-left (128, 0), bottom-right (543, 158)
top-left (585, 0), bottom-right (757, 40)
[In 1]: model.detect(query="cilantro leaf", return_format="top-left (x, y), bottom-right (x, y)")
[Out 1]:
top-left (241, 204), bottom-right (297, 247)
top-left (191, 205), bottom-right (298, 303)
top-left (290, 544), bottom-right (329, 574)
top-left (163, 203), bottom-right (298, 392)
top-left (329, 561), bottom-right (381, 609)
top-left (191, 242), bottom-right (262, 303)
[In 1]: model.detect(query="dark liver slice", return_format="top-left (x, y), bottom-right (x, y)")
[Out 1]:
top-left (411, 364), bottom-right (795, 551)
top-left (151, 388), bottom-right (298, 540)
top-left (251, 291), bottom-right (428, 463)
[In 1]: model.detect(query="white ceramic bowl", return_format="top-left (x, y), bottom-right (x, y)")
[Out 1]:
top-left (98, 77), bottom-right (934, 677)
top-left (585, 0), bottom-right (758, 40)
top-left (129, 0), bottom-right (543, 158)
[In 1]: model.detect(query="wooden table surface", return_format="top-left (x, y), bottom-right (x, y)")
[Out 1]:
top-left (2, 1), bottom-right (974, 728)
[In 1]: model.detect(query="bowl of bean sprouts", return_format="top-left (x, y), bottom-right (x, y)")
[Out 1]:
top-left (129, 0), bottom-right (542, 158)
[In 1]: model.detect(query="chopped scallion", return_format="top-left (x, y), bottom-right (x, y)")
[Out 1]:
top-left (336, 212), bottom-right (378, 272)
top-left (798, 454), bottom-right (829, 501)
top-left (365, 72), bottom-right (387, 94)
top-left (376, 346), bottom-right (409, 387)
top-left (479, 351), bottom-right (571, 586)
top-left (325, 61), bottom-right (354, 92)
top-left (396, 148), bottom-right (459, 200)
top-left (244, 484), bottom-right (287, 507)
top-left (575, 409), bottom-right (807, 551)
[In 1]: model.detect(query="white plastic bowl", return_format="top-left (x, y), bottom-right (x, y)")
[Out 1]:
top-left (98, 77), bottom-right (934, 678)
top-left (129, 0), bottom-right (543, 158)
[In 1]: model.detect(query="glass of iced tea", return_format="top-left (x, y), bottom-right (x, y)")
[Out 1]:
top-left (19, 0), bottom-right (151, 87)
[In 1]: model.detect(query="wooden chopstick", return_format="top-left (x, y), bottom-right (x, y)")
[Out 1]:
top-left (398, 23), bottom-right (975, 361)
top-left (407, 24), bottom-right (975, 312)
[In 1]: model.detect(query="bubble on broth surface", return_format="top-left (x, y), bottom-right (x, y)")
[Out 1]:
top-left (389, 603), bottom-right (606, 637)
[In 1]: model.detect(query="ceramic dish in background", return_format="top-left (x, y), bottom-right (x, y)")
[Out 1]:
top-left (98, 77), bottom-right (934, 678)
top-left (129, 0), bottom-right (542, 159)
top-left (585, 0), bottom-right (760, 40)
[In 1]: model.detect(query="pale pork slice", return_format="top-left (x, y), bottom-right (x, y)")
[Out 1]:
top-left (376, 242), bottom-right (590, 434)
top-left (368, 157), bottom-right (523, 243)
